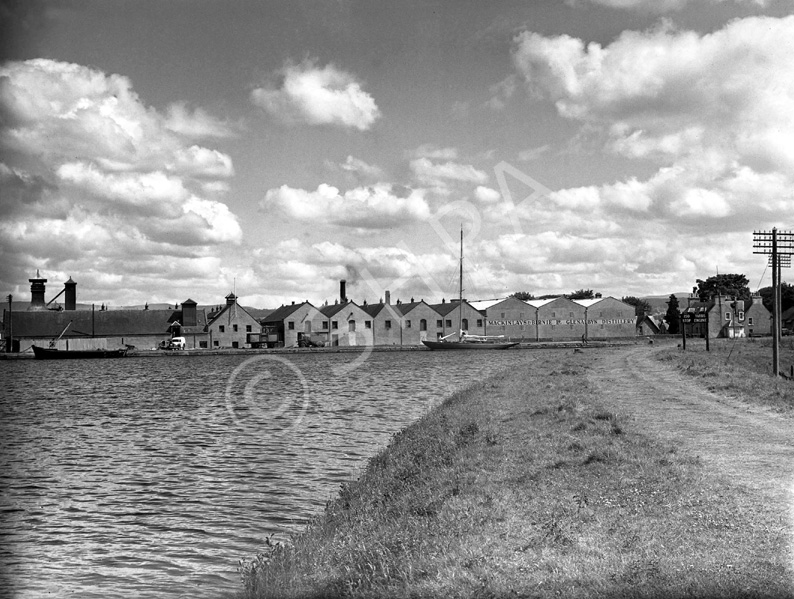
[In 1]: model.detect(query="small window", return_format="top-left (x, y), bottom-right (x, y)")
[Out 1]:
top-left (501, 312), bottom-right (505, 318)
top-left (519, 312), bottom-right (524, 319)
top-left (462, 318), bottom-right (468, 330)
top-left (219, 325), bottom-right (225, 333)
top-left (365, 320), bottom-right (372, 329)
top-left (233, 324), bottom-right (238, 332)
top-left (552, 312), bottom-right (556, 318)
top-left (246, 325), bottom-right (252, 332)
top-left (476, 319), bottom-right (483, 327)
top-left (445, 319), bottom-right (452, 328)
top-left (322, 321), bottom-right (329, 329)
top-left (420, 319), bottom-right (427, 331)
top-left (332, 321), bottom-right (338, 330)
top-left (231, 341), bottom-right (239, 349)
top-left (569, 311), bottom-right (574, 318)
top-left (349, 320), bottom-right (356, 332)
top-left (288, 321), bottom-right (295, 330)
top-left (406, 320), bottom-right (412, 328)
top-left (213, 340), bottom-right (219, 346)
top-left (725, 312), bottom-right (731, 321)
top-left (385, 320), bottom-right (392, 329)
top-left (436, 320), bottom-right (443, 328)
top-left (738, 311), bottom-right (745, 321)
top-left (748, 317), bottom-right (754, 326)
top-left (199, 341), bottom-right (208, 348)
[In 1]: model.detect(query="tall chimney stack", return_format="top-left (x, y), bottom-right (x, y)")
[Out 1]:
top-left (28, 270), bottom-right (47, 311)
top-left (385, 290), bottom-right (390, 305)
top-left (340, 280), bottom-right (347, 304)
top-left (64, 277), bottom-right (76, 311)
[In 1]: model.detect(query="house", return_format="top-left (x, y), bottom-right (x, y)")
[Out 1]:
top-left (682, 293), bottom-right (771, 338)
top-left (4, 301), bottom-right (209, 352)
top-left (426, 299), bottom-right (486, 340)
top-left (206, 293), bottom-right (261, 348)
top-left (362, 294), bottom-right (405, 346)
top-left (395, 300), bottom-right (446, 346)
top-left (319, 301), bottom-right (372, 347)
top-left (261, 301), bottom-right (327, 348)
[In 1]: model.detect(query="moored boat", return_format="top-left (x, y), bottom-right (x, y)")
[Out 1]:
top-left (423, 227), bottom-right (519, 351)
top-left (32, 345), bottom-right (129, 360)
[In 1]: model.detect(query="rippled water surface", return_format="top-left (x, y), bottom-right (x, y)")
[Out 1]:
top-left (0, 349), bottom-right (531, 598)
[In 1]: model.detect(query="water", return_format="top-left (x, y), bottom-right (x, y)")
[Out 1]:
top-left (0, 349), bottom-right (531, 598)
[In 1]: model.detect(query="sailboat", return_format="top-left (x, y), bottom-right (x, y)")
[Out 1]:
top-left (422, 228), bottom-right (519, 351)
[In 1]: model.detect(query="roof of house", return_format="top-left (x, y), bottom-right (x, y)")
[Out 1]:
top-left (207, 301), bottom-right (258, 326)
top-left (320, 301), bottom-right (361, 318)
top-left (8, 308), bottom-right (200, 338)
top-left (263, 302), bottom-right (312, 323)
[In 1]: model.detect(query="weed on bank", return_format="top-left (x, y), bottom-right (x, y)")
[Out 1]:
top-left (236, 350), bottom-right (791, 599)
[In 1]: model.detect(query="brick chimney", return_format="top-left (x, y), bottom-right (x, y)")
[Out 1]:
top-left (64, 277), bottom-right (76, 311)
top-left (340, 280), bottom-right (347, 304)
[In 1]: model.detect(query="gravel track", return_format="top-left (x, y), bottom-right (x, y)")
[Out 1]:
top-left (586, 344), bottom-right (794, 522)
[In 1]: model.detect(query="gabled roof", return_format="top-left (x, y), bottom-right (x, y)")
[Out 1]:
top-left (207, 301), bottom-right (258, 326)
top-left (263, 302), bottom-right (316, 323)
top-left (320, 301), bottom-right (363, 318)
top-left (394, 300), bottom-right (432, 316)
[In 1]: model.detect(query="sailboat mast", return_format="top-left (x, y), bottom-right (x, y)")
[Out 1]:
top-left (459, 226), bottom-right (463, 335)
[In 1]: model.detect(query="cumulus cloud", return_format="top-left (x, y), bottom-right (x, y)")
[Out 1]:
top-left (510, 16), bottom-right (794, 232)
top-left (0, 58), bottom-right (242, 303)
top-left (261, 182), bottom-right (431, 229)
top-left (250, 60), bottom-right (380, 130)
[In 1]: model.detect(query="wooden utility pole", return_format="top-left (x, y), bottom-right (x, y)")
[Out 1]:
top-left (6, 294), bottom-right (11, 353)
top-left (753, 228), bottom-right (794, 378)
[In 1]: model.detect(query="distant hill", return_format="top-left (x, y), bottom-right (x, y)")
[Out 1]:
top-left (640, 293), bottom-right (691, 314)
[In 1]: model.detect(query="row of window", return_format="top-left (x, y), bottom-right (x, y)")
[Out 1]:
top-left (217, 324), bottom-right (253, 333)
top-left (286, 318), bottom-right (484, 332)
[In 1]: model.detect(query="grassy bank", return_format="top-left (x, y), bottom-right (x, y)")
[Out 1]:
top-left (655, 337), bottom-right (794, 413)
top-left (235, 349), bottom-right (791, 598)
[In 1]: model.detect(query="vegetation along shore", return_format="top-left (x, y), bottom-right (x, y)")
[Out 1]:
top-left (233, 338), bottom-right (794, 599)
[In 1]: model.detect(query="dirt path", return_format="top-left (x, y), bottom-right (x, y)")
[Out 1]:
top-left (586, 344), bottom-right (794, 515)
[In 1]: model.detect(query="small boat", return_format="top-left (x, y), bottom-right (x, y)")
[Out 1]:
top-left (31, 320), bottom-right (129, 359)
top-left (32, 345), bottom-right (129, 360)
top-left (423, 228), bottom-right (519, 351)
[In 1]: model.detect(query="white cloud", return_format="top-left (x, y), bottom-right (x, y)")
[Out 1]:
top-left (511, 16), bottom-right (794, 233)
top-left (408, 144), bottom-right (459, 160)
top-left (571, 0), bottom-right (768, 11)
top-left (261, 182), bottom-right (431, 229)
top-left (250, 60), bottom-right (380, 131)
top-left (0, 58), bottom-right (242, 303)
top-left (410, 157), bottom-right (489, 187)
top-left (164, 102), bottom-right (235, 138)
top-left (339, 155), bottom-right (384, 179)
top-left (474, 186), bottom-right (501, 204)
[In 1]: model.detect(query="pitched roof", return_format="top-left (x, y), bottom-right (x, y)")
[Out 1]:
top-left (263, 302), bottom-right (309, 323)
top-left (8, 308), bottom-right (199, 338)
top-left (393, 301), bottom-right (429, 316)
top-left (320, 301), bottom-right (358, 318)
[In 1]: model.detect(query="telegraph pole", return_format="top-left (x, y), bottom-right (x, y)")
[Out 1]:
top-left (5, 294), bottom-right (11, 353)
top-left (753, 228), bottom-right (794, 378)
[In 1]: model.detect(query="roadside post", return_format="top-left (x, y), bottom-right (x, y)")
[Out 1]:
top-left (753, 228), bottom-right (794, 378)
top-left (680, 312), bottom-right (691, 350)
top-left (694, 311), bottom-right (709, 352)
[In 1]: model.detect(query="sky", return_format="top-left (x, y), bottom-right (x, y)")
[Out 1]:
top-left (1, 0), bottom-right (793, 309)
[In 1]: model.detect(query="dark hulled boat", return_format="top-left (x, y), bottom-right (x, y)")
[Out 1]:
top-left (32, 345), bottom-right (129, 360)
